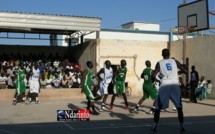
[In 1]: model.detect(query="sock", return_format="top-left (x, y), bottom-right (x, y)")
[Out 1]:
top-left (13, 98), bottom-right (16, 101)
top-left (135, 104), bottom-right (140, 109)
top-left (29, 98), bottom-right (32, 102)
top-left (36, 97), bottom-right (39, 102)
top-left (101, 103), bottom-right (105, 107)
top-left (22, 97), bottom-right (26, 101)
top-left (87, 100), bottom-right (91, 110)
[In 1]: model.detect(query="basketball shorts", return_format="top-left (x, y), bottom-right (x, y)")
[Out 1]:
top-left (29, 80), bottom-right (40, 93)
top-left (113, 81), bottom-right (125, 94)
top-left (97, 82), bottom-right (109, 96)
top-left (83, 85), bottom-right (95, 100)
top-left (156, 83), bottom-right (182, 109)
top-left (142, 84), bottom-right (158, 100)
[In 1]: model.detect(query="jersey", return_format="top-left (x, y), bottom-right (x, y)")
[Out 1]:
top-left (31, 68), bottom-right (40, 81)
top-left (142, 67), bottom-right (153, 85)
top-left (115, 66), bottom-right (127, 81)
top-left (15, 69), bottom-right (26, 94)
top-left (84, 67), bottom-right (93, 88)
top-left (159, 58), bottom-right (179, 84)
top-left (103, 67), bottom-right (113, 84)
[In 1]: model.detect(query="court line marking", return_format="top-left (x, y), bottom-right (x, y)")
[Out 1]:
top-left (62, 122), bottom-right (74, 130)
top-left (0, 129), bottom-right (18, 134)
top-left (71, 120), bottom-right (215, 130)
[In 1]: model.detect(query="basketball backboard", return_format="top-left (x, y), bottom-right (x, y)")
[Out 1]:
top-left (178, 0), bottom-right (209, 32)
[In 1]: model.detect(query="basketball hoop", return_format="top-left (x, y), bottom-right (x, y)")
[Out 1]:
top-left (176, 26), bottom-right (194, 40)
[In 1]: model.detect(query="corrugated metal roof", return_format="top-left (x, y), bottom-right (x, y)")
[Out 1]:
top-left (0, 10), bottom-right (101, 19)
top-left (0, 11), bottom-right (101, 35)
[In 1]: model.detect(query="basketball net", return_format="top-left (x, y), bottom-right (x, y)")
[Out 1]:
top-left (176, 26), bottom-right (194, 40)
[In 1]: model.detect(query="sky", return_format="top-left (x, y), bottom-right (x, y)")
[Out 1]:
top-left (0, 0), bottom-right (215, 45)
top-left (0, 0), bottom-right (214, 31)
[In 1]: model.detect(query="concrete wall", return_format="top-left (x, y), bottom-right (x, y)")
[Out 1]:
top-left (170, 34), bottom-right (215, 99)
top-left (96, 39), bottom-right (167, 95)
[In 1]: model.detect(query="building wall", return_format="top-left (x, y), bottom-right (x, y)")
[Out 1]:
top-left (170, 34), bottom-right (215, 99)
top-left (96, 39), bottom-right (167, 95)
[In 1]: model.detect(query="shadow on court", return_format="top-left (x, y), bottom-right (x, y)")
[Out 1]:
top-left (0, 115), bottom-right (215, 134)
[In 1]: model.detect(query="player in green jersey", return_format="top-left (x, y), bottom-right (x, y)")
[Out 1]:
top-left (132, 60), bottom-right (157, 114)
top-left (12, 63), bottom-right (27, 105)
top-left (109, 59), bottom-right (129, 110)
top-left (81, 61), bottom-right (99, 115)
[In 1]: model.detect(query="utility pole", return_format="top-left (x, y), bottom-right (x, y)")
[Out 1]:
top-left (182, 0), bottom-right (186, 64)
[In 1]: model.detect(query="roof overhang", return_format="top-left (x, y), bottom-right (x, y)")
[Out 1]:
top-left (0, 11), bottom-right (101, 35)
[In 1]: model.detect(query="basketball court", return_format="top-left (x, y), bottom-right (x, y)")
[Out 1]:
top-left (0, 96), bottom-right (215, 134)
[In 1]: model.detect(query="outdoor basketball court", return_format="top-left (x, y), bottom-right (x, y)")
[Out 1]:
top-left (0, 96), bottom-right (215, 134)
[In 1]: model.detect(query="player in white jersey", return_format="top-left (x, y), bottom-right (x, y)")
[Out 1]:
top-left (28, 62), bottom-right (41, 104)
top-left (96, 60), bottom-right (113, 111)
top-left (149, 49), bottom-right (187, 134)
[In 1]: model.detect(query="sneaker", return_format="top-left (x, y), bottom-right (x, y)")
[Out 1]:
top-left (149, 108), bottom-right (155, 114)
top-left (99, 106), bottom-right (106, 112)
top-left (172, 107), bottom-right (177, 111)
top-left (125, 105), bottom-right (129, 110)
top-left (91, 110), bottom-right (100, 115)
top-left (132, 108), bottom-right (138, 113)
top-left (180, 128), bottom-right (186, 134)
top-left (12, 100), bottom-right (17, 106)
top-left (149, 128), bottom-right (157, 134)
top-left (109, 105), bottom-right (113, 110)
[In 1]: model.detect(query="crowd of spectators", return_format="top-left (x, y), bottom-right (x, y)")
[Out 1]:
top-left (0, 52), bottom-right (82, 89)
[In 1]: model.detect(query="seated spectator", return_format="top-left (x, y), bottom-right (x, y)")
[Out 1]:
top-left (52, 74), bottom-right (61, 88)
top-left (65, 71), bottom-right (73, 87)
top-left (195, 76), bottom-right (207, 100)
top-left (61, 75), bottom-right (69, 88)
top-left (206, 80), bottom-right (213, 95)
top-left (40, 74), bottom-right (47, 89)
top-left (46, 74), bottom-right (53, 89)
top-left (7, 75), bottom-right (16, 89)
top-left (71, 74), bottom-right (81, 88)
top-left (0, 73), bottom-right (7, 89)
top-left (24, 74), bottom-right (30, 89)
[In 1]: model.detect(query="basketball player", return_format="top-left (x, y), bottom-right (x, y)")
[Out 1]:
top-left (109, 59), bottom-right (129, 110)
top-left (28, 62), bottom-right (41, 104)
top-left (132, 60), bottom-right (157, 114)
top-left (81, 61), bottom-right (99, 115)
top-left (96, 60), bottom-right (113, 111)
top-left (149, 49), bottom-right (187, 134)
top-left (12, 63), bottom-right (27, 105)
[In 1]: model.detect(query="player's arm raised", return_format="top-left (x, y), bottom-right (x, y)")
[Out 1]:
top-left (175, 60), bottom-right (188, 74)
top-left (152, 62), bottom-right (160, 81)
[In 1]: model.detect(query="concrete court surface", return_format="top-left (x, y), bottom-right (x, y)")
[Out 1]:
top-left (0, 96), bottom-right (215, 134)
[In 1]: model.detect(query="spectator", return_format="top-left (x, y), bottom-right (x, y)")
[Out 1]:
top-left (195, 76), bottom-right (207, 100)
top-left (40, 74), bottom-right (47, 89)
top-left (61, 75), bottom-right (69, 88)
top-left (65, 71), bottom-right (73, 87)
top-left (71, 74), bottom-right (81, 88)
top-left (24, 74), bottom-right (30, 89)
top-left (7, 75), bottom-right (16, 89)
top-left (52, 74), bottom-right (61, 88)
top-left (46, 74), bottom-right (53, 89)
top-left (0, 73), bottom-right (7, 89)
top-left (189, 65), bottom-right (199, 103)
top-left (206, 80), bottom-right (213, 95)
top-left (38, 62), bottom-right (45, 75)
